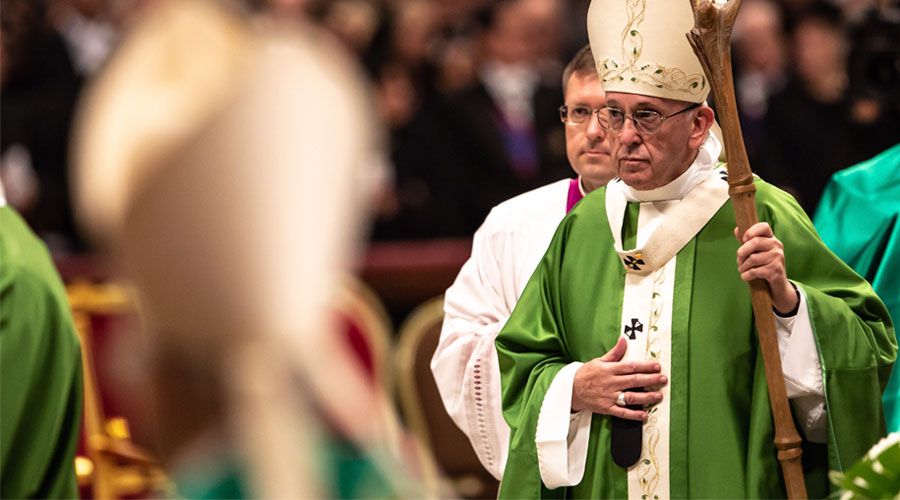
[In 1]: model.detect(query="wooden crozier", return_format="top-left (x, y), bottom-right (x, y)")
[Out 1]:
top-left (685, 1), bottom-right (808, 498)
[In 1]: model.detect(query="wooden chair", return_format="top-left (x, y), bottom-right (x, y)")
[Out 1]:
top-left (66, 281), bottom-right (171, 499)
top-left (395, 296), bottom-right (500, 499)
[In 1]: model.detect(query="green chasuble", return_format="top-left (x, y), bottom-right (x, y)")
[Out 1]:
top-left (814, 143), bottom-right (900, 432)
top-left (1, 206), bottom-right (83, 498)
top-left (497, 178), bottom-right (895, 498)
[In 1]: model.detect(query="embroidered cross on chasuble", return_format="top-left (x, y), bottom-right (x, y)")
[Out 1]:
top-left (623, 318), bottom-right (643, 340)
top-left (606, 176), bottom-right (730, 499)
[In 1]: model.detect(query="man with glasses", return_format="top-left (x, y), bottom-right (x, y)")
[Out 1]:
top-left (495, 0), bottom-right (894, 497)
top-left (431, 45), bottom-right (614, 480)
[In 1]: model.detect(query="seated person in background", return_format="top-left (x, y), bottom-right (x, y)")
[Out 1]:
top-left (0, 176), bottom-right (83, 499)
top-left (431, 44), bottom-right (615, 479)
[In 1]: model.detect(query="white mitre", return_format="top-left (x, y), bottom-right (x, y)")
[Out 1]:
top-left (70, 4), bottom-right (394, 496)
top-left (587, 0), bottom-right (710, 103)
top-left (72, 0), bottom-right (384, 353)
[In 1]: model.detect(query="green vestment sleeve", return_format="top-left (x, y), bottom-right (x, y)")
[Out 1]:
top-left (495, 212), bottom-right (574, 499)
top-left (813, 143), bottom-right (900, 431)
top-left (496, 178), bottom-right (895, 498)
top-left (1, 206), bottom-right (83, 499)
top-left (759, 181), bottom-right (896, 472)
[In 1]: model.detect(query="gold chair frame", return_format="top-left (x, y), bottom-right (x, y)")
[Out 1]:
top-left (395, 296), bottom-right (450, 497)
top-left (67, 281), bottom-right (170, 499)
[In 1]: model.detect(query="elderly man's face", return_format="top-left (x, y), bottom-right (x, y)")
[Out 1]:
top-left (564, 73), bottom-right (614, 191)
top-left (606, 92), bottom-right (713, 190)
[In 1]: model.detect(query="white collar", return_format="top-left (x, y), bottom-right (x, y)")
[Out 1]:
top-left (479, 62), bottom-right (540, 125)
top-left (577, 176), bottom-right (588, 197)
top-left (480, 62), bottom-right (540, 96)
top-left (57, 5), bottom-right (117, 76)
top-left (620, 132), bottom-right (722, 203)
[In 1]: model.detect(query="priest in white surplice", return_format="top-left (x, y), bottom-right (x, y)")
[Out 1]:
top-left (430, 46), bottom-right (616, 479)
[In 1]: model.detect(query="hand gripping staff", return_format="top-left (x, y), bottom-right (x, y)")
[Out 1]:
top-left (686, 1), bottom-right (808, 497)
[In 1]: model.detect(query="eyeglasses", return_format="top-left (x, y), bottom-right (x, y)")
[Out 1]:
top-left (605, 103), bottom-right (700, 135)
top-left (559, 105), bottom-right (610, 128)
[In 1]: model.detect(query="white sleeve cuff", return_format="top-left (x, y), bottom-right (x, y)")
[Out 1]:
top-left (791, 395), bottom-right (828, 443)
top-left (774, 284), bottom-right (827, 442)
top-left (535, 362), bottom-right (592, 489)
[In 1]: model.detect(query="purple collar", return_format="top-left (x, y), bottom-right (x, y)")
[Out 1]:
top-left (566, 178), bottom-right (585, 213)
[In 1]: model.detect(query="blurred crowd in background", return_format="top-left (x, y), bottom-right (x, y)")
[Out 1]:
top-left (2, 0), bottom-right (898, 252)
top-left (1, 0), bottom-right (897, 497)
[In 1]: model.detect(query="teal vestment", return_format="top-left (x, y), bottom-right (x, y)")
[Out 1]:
top-left (814, 143), bottom-right (900, 432)
top-left (497, 178), bottom-right (895, 498)
top-left (1, 206), bottom-right (83, 498)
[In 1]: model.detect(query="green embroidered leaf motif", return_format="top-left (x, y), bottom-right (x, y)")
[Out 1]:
top-left (630, 30), bottom-right (638, 36)
top-left (643, 459), bottom-right (651, 465)
top-left (654, 69), bottom-right (663, 74)
top-left (632, 47), bottom-right (638, 55)
top-left (652, 292), bottom-right (660, 298)
top-left (691, 82), bottom-right (699, 88)
top-left (631, 77), bottom-right (638, 82)
top-left (650, 326), bottom-right (658, 331)
top-left (656, 85), bottom-right (663, 88)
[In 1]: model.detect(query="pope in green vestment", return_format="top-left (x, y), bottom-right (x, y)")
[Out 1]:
top-left (814, 143), bottom-right (900, 432)
top-left (496, 0), bottom-right (895, 496)
top-left (0, 205), bottom-right (83, 499)
top-left (496, 173), bottom-right (895, 498)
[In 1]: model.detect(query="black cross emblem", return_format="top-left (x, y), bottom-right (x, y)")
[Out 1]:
top-left (624, 318), bottom-right (643, 340)
top-left (623, 255), bottom-right (645, 271)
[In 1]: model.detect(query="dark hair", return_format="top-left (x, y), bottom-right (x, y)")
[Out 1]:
top-left (793, 0), bottom-right (844, 32)
top-left (475, 0), bottom-right (518, 33)
top-left (562, 45), bottom-right (597, 91)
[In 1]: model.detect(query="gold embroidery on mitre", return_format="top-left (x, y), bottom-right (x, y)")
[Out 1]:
top-left (598, 0), bottom-right (706, 94)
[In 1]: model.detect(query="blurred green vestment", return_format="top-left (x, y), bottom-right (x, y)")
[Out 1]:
top-left (1, 206), bottom-right (83, 499)
top-left (497, 179), bottom-right (895, 498)
top-left (815, 143), bottom-right (900, 432)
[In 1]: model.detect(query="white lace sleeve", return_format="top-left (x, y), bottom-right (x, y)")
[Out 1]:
top-left (431, 216), bottom-right (513, 479)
